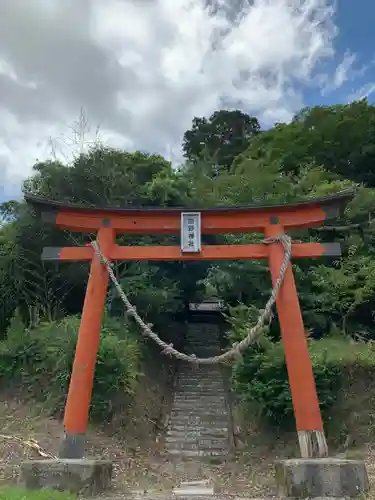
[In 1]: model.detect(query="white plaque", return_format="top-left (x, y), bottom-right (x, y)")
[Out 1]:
top-left (181, 212), bottom-right (201, 253)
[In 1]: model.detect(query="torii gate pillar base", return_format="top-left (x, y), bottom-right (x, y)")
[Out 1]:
top-left (20, 459), bottom-right (113, 494)
top-left (59, 432), bottom-right (85, 460)
top-left (275, 458), bottom-right (369, 498)
top-left (298, 430), bottom-right (328, 459)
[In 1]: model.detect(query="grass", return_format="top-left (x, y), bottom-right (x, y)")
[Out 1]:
top-left (0, 487), bottom-right (76, 500)
top-left (309, 336), bottom-right (375, 366)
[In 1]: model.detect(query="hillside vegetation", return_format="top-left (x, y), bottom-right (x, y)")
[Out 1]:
top-left (1, 100), bottom-right (375, 446)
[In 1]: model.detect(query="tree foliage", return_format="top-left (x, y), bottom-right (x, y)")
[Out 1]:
top-left (235, 99), bottom-right (375, 186)
top-left (1, 101), bottom-right (375, 431)
top-left (182, 109), bottom-right (260, 173)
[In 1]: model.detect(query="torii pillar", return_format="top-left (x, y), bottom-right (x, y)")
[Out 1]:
top-left (26, 191), bottom-right (354, 461)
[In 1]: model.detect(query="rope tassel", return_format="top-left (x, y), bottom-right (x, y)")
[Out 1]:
top-left (91, 233), bottom-right (292, 366)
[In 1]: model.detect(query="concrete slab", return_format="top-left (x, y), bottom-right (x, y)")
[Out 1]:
top-left (275, 457), bottom-right (369, 498)
top-left (173, 479), bottom-right (214, 496)
top-left (173, 486), bottom-right (214, 496)
top-left (19, 458), bottom-right (113, 494)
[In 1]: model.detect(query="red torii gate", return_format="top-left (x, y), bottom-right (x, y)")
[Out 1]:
top-left (26, 191), bottom-right (354, 460)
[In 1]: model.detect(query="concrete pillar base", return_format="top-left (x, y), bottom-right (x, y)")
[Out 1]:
top-left (275, 458), bottom-right (369, 498)
top-left (19, 459), bottom-right (113, 494)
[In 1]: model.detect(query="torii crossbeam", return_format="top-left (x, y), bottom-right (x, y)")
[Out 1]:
top-left (26, 190), bottom-right (354, 461)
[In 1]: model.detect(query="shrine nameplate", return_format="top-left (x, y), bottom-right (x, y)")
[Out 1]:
top-left (181, 212), bottom-right (201, 253)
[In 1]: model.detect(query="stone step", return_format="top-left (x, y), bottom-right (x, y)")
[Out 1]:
top-left (173, 390), bottom-right (226, 404)
top-left (168, 423), bottom-right (228, 431)
top-left (172, 401), bottom-right (226, 407)
top-left (173, 479), bottom-right (214, 497)
top-left (178, 371), bottom-right (223, 376)
top-left (170, 407), bottom-right (227, 415)
top-left (178, 384), bottom-right (224, 388)
top-left (178, 389), bottom-right (225, 396)
top-left (175, 392), bottom-right (222, 399)
top-left (178, 377), bottom-right (224, 382)
top-left (176, 393), bottom-right (224, 397)
top-left (177, 384), bottom-right (224, 388)
top-left (172, 400), bottom-right (226, 407)
top-left (168, 417), bottom-right (229, 426)
top-left (178, 370), bottom-right (223, 375)
top-left (171, 405), bottom-right (227, 413)
top-left (170, 412), bottom-right (228, 427)
top-left (173, 481), bottom-right (214, 497)
top-left (173, 390), bottom-right (225, 396)
top-left (173, 395), bottom-right (226, 401)
top-left (178, 377), bottom-right (223, 381)
top-left (166, 443), bottom-right (227, 453)
top-left (177, 383), bottom-right (224, 388)
top-left (177, 375), bottom-right (224, 382)
top-left (177, 378), bottom-right (224, 384)
top-left (168, 424), bottom-right (228, 433)
top-left (178, 371), bottom-right (222, 375)
top-left (177, 387), bottom-right (224, 392)
top-left (170, 411), bottom-right (227, 418)
top-left (166, 436), bottom-right (228, 445)
top-left (170, 418), bottom-right (227, 425)
top-left (170, 415), bottom-right (228, 423)
top-left (166, 429), bottom-right (228, 438)
top-left (166, 435), bottom-right (228, 443)
top-left (165, 436), bottom-right (228, 447)
top-left (178, 368), bottom-right (222, 372)
top-left (173, 394), bottom-right (226, 400)
top-left (175, 394), bottom-right (225, 400)
top-left (166, 449), bottom-right (226, 457)
top-left (178, 382), bottom-right (224, 387)
top-left (176, 384), bottom-right (225, 396)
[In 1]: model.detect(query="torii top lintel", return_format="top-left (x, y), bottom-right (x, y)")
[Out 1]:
top-left (25, 190), bottom-right (354, 234)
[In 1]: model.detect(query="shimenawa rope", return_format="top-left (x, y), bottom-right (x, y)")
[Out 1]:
top-left (91, 233), bottom-right (291, 365)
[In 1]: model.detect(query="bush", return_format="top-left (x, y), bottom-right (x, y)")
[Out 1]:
top-left (0, 312), bottom-right (142, 420)
top-left (232, 334), bottom-right (375, 430)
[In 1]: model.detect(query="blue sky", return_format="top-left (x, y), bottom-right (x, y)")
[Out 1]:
top-left (0, 0), bottom-right (375, 204)
top-left (308, 0), bottom-right (375, 107)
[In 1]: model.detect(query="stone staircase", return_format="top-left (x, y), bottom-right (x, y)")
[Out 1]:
top-left (165, 322), bottom-right (231, 458)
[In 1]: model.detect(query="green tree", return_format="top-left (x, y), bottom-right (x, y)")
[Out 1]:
top-left (182, 110), bottom-right (260, 173)
top-left (235, 99), bottom-right (375, 186)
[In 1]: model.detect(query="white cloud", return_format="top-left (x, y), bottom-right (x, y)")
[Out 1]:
top-left (348, 82), bottom-right (375, 102)
top-left (320, 49), bottom-right (371, 96)
top-left (0, 0), bottom-right (356, 199)
top-left (332, 51), bottom-right (357, 89)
